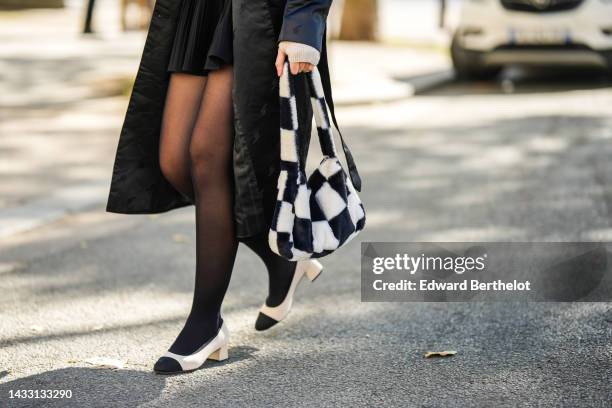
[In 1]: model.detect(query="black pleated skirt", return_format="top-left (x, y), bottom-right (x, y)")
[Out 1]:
top-left (167, 0), bottom-right (233, 76)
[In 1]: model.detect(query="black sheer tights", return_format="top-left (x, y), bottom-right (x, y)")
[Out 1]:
top-left (241, 234), bottom-right (297, 308)
top-left (159, 69), bottom-right (296, 355)
top-left (159, 69), bottom-right (237, 355)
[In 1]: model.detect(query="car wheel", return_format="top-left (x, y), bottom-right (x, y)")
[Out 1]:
top-left (451, 34), bottom-right (501, 80)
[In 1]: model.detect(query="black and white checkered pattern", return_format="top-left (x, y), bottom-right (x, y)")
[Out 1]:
top-left (268, 62), bottom-right (366, 261)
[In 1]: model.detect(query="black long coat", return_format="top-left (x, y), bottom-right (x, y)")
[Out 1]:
top-left (106, 0), bottom-right (337, 238)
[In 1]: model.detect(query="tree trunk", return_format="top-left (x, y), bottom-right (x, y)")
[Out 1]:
top-left (83, 0), bottom-right (96, 33)
top-left (0, 0), bottom-right (64, 8)
top-left (338, 0), bottom-right (378, 42)
top-left (439, 0), bottom-right (447, 29)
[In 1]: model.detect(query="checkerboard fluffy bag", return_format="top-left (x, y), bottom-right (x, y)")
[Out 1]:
top-left (268, 62), bottom-right (366, 261)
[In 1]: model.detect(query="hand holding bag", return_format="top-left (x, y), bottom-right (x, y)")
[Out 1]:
top-left (268, 61), bottom-right (366, 261)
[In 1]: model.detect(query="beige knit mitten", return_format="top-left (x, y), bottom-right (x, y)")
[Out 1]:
top-left (279, 41), bottom-right (320, 66)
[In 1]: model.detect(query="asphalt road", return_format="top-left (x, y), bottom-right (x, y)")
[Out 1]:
top-left (1, 69), bottom-right (612, 407)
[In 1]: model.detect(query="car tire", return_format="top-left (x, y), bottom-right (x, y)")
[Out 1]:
top-left (451, 34), bottom-right (501, 80)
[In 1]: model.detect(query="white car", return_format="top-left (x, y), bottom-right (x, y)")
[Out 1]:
top-left (451, 0), bottom-right (612, 78)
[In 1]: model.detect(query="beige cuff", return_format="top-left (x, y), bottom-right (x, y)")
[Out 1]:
top-left (279, 41), bottom-right (321, 66)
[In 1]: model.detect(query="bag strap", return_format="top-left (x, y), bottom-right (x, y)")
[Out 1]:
top-left (305, 67), bottom-right (339, 159)
top-left (306, 66), bottom-right (362, 191)
top-left (314, 51), bottom-right (363, 192)
top-left (279, 61), bottom-right (303, 175)
top-left (282, 61), bottom-right (362, 192)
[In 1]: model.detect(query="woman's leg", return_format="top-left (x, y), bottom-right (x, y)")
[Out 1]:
top-left (165, 66), bottom-right (237, 356)
top-left (241, 69), bottom-right (316, 325)
top-left (159, 73), bottom-right (207, 200)
top-left (240, 77), bottom-right (313, 327)
top-left (242, 235), bottom-right (296, 308)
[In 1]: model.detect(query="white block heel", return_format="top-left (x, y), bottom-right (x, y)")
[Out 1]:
top-left (305, 260), bottom-right (323, 282)
top-left (154, 322), bottom-right (230, 374)
top-left (208, 345), bottom-right (229, 362)
top-left (255, 259), bottom-right (323, 331)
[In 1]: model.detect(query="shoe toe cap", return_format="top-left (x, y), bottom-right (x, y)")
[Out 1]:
top-left (255, 313), bottom-right (279, 331)
top-left (154, 356), bottom-right (183, 374)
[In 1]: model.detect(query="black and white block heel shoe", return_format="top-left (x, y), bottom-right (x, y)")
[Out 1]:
top-left (153, 322), bottom-right (230, 374)
top-left (255, 260), bottom-right (323, 331)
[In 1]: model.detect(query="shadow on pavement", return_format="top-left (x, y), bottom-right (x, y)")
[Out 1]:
top-left (1, 302), bottom-right (610, 406)
top-left (2, 113), bottom-right (612, 309)
top-left (0, 367), bottom-right (165, 406)
top-left (0, 345), bottom-right (259, 406)
top-left (0, 317), bottom-right (182, 349)
top-left (422, 66), bottom-right (612, 96)
top-left (344, 113), bottom-right (612, 240)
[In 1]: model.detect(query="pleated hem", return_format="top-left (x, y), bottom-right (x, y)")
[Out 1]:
top-left (167, 0), bottom-right (232, 76)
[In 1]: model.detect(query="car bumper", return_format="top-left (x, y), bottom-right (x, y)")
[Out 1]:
top-left (457, 0), bottom-right (612, 53)
top-left (481, 47), bottom-right (610, 67)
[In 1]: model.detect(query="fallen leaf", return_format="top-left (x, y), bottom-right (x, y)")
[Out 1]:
top-left (84, 357), bottom-right (127, 369)
top-left (172, 233), bottom-right (190, 243)
top-left (424, 350), bottom-right (457, 358)
top-left (80, 241), bottom-right (88, 249)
